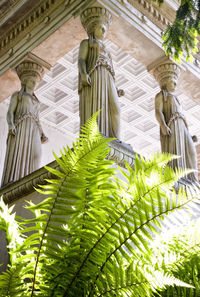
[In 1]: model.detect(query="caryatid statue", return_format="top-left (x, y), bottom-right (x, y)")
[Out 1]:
top-left (1, 61), bottom-right (48, 187)
top-left (78, 7), bottom-right (124, 139)
top-left (154, 62), bottom-right (198, 182)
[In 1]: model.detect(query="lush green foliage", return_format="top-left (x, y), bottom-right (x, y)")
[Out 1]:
top-left (156, 218), bottom-right (200, 297)
top-left (0, 113), bottom-right (200, 297)
top-left (156, 0), bottom-right (200, 61)
top-left (163, 0), bottom-right (200, 61)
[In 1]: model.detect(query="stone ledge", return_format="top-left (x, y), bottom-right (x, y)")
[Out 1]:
top-left (0, 140), bottom-right (136, 204)
top-left (108, 139), bottom-right (136, 167)
top-left (0, 159), bottom-right (59, 205)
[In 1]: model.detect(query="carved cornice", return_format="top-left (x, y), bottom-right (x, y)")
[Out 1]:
top-left (0, 0), bottom-right (95, 74)
top-left (98, 0), bottom-right (169, 49)
top-left (0, 160), bottom-right (59, 205)
top-left (0, 140), bottom-right (136, 204)
top-left (1, 0), bottom-right (200, 87)
top-left (0, 0), bottom-right (175, 53)
top-left (0, 0), bottom-right (60, 55)
top-left (100, 0), bottom-right (200, 80)
top-left (0, 0), bottom-right (43, 40)
top-left (128, 0), bottom-right (171, 28)
top-left (0, 0), bottom-right (23, 24)
top-left (0, 0), bottom-right (175, 60)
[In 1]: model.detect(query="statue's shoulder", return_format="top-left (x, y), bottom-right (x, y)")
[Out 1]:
top-left (155, 90), bottom-right (164, 100)
top-left (10, 91), bottom-right (20, 99)
top-left (80, 39), bottom-right (89, 47)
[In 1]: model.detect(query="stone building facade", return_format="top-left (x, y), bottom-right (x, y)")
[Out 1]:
top-left (0, 0), bottom-right (200, 270)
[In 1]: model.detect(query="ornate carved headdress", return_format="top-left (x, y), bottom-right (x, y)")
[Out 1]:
top-left (153, 62), bottom-right (180, 86)
top-left (81, 7), bottom-right (112, 35)
top-left (16, 60), bottom-right (44, 82)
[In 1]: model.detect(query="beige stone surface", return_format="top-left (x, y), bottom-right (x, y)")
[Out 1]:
top-left (0, 70), bottom-right (20, 102)
top-left (179, 70), bottom-right (200, 104)
top-left (0, 12), bottom-right (163, 102)
top-left (107, 15), bottom-right (163, 65)
top-left (32, 17), bottom-right (86, 66)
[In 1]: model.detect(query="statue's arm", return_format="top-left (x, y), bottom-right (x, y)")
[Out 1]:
top-left (32, 94), bottom-right (48, 144)
top-left (155, 92), bottom-right (171, 136)
top-left (7, 93), bottom-right (18, 135)
top-left (78, 39), bottom-right (91, 86)
top-left (38, 117), bottom-right (48, 144)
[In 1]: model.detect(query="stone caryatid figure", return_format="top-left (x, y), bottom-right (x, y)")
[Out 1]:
top-left (78, 7), bottom-right (124, 138)
top-left (1, 61), bottom-right (48, 187)
top-left (154, 62), bottom-right (198, 182)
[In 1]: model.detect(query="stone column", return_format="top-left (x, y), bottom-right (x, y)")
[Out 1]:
top-left (150, 59), bottom-right (198, 182)
top-left (1, 55), bottom-right (50, 187)
top-left (78, 7), bottom-right (124, 139)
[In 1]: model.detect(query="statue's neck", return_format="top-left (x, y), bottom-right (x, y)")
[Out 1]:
top-left (163, 88), bottom-right (175, 95)
top-left (25, 88), bottom-right (34, 95)
top-left (93, 38), bottom-right (105, 46)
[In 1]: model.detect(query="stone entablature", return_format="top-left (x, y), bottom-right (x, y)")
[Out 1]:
top-left (1, 0), bottom-right (200, 105)
top-left (0, 0), bottom-right (24, 25)
top-left (0, 141), bottom-right (136, 205)
top-left (126, 0), bottom-right (172, 28)
top-left (0, 0), bottom-right (95, 74)
top-left (0, 0), bottom-right (185, 75)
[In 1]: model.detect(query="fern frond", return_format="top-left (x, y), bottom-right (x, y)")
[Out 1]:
top-left (1, 112), bottom-right (200, 297)
top-left (9, 112), bottom-right (114, 296)
top-left (0, 197), bottom-right (24, 265)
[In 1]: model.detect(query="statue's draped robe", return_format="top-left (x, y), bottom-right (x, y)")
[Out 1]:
top-left (79, 38), bottom-right (120, 138)
top-left (1, 92), bottom-right (42, 186)
top-left (160, 90), bottom-right (198, 181)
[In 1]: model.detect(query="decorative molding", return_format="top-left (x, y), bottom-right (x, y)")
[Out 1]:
top-left (97, 0), bottom-right (166, 49)
top-left (97, 0), bottom-right (200, 80)
top-left (163, 0), bottom-right (180, 10)
top-left (0, 0), bottom-right (96, 75)
top-left (0, 0), bottom-right (25, 25)
top-left (132, 0), bottom-right (171, 27)
top-left (1, 0), bottom-right (200, 82)
top-left (11, 52), bottom-right (52, 71)
top-left (147, 55), bottom-right (187, 73)
top-left (0, 140), bottom-right (136, 204)
top-left (0, 0), bottom-right (54, 53)
top-left (0, 160), bottom-right (59, 204)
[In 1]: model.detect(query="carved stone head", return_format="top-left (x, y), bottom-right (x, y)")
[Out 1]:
top-left (80, 7), bottom-right (112, 37)
top-left (16, 61), bottom-right (44, 87)
top-left (153, 62), bottom-right (180, 90)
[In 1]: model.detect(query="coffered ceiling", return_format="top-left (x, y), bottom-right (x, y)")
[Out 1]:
top-left (14, 39), bottom-right (200, 155)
